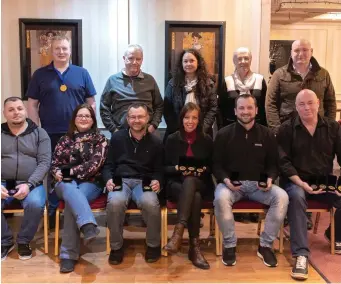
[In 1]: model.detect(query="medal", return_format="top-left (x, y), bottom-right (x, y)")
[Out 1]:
top-left (60, 84), bottom-right (67, 92)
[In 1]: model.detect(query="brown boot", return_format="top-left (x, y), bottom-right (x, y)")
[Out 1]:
top-left (163, 223), bottom-right (185, 253)
top-left (188, 237), bottom-right (210, 270)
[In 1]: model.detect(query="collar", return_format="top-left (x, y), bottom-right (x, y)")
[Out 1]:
top-left (47, 61), bottom-right (72, 71)
top-left (292, 62), bottom-right (312, 78)
top-left (287, 56), bottom-right (321, 74)
top-left (128, 128), bottom-right (146, 142)
top-left (293, 115), bottom-right (326, 129)
top-left (122, 69), bottom-right (144, 79)
top-left (235, 120), bottom-right (257, 132)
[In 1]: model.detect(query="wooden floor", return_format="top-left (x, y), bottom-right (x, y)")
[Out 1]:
top-left (1, 214), bottom-right (325, 283)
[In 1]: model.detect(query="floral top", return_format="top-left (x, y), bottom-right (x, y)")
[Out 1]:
top-left (51, 130), bottom-right (108, 181)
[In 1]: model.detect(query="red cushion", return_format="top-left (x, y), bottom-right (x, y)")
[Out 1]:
top-left (58, 194), bottom-right (107, 210)
top-left (233, 200), bottom-right (268, 210)
top-left (3, 202), bottom-right (23, 210)
top-left (307, 199), bottom-right (330, 210)
top-left (127, 202), bottom-right (138, 210)
top-left (166, 200), bottom-right (214, 210)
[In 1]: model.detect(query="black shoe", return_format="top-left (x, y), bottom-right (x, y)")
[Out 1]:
top-left (1, 244), bottom-right (15, 261)
top-left (80, 223), bottom-right (100, 246)
top-left (145, 246), bottom-right (161, 263)
top-left (17, 244), bottom-right (32, 260)
top-left (257, 246), bottom-right (277, 267)
top-left (291, 256), bottom-right (308, 280)
top-left (49, 215), bottom-right (56, 230)
top-left (222, 247), bottom-right (236, 266)
top-left (108, 247), bottom-right (124, 265)
top-left (60, 259), bottom-right (77, 273)
top-left (324, 228), bottom-right (341, 254)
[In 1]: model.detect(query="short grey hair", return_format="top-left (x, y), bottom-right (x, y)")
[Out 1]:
top-left (124, 44), bottom-right (144, 56)
top-left (233, 47), bottom-right (252, 65)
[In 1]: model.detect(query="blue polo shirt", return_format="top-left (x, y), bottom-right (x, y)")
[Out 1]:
top-left (26, 62), bottom-right (96, 134)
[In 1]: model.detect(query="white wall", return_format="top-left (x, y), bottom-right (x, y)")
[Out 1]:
top-left (1, 0), bottom-right (271, 128)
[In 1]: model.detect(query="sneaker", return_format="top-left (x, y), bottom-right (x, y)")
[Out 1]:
top-left (80, 223), bottom-right (100, 246)
top-left (324, 229), bottom-right (341, 254)
top-left (60, 258), bottom-right (77, 273)
top-left (291, 255), bottom-right (308, 280)
top-left (257, 246), bottom-right (278, 267)
top-left (17, 244), bottom-right (32, 260)
top-left (222, 247), bottom-right (236, 266)
top-left (108, 247), bottom-right (124, 265)
top-left (145, 246), bottom-right (161, 263)
top-left (1, 244), bottom-right (15, 261)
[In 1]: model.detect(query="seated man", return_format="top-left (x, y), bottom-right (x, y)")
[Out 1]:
top-left (213, 94), bottom-right (289, 268)
top-left (102, 103), bottom-right (163, 265)
top-left (277, 89), bottom-right (341, 280)
top-left (1, 97), bottom-right (51, 261)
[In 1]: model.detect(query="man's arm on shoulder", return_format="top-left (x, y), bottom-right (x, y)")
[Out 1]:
top-left (100, 77), bottom-right (117, 133)
top-left (212, 130), bottom-right (230, 182)
top-left (150, 77), bottom-right (164, 129)
top-left (27, 98), bottom-right (40, 126)
top-left (86, 97), bottom-right (96, 112)
top-left (265, 70), bottom-right (282, 135)
top-left (265, 129), bottom-right (279, 181)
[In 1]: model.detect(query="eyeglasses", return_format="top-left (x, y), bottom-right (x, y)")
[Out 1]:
top-left (127, 115), bottom-right (147, 121)
top-left (76, 114), bottom-right (92, 120)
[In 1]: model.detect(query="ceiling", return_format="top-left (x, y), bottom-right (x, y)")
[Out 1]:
top-left (271, 0), bottom-right (341, 24)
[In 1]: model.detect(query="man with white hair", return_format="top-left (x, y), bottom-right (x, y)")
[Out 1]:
top-left (100, 44), bottom-right (164, 134)
top-left (218, 47), bottom-right (267, 128)
top-left (266, 39), bottom-right (336, 135)
top-left (277, 89), bottom-right (341, 280)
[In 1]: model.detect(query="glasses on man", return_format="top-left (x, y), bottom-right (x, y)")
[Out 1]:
top-left (76, 114), bottom-right (92, 120)
top-left (128, 115), bottom-right (147, 121)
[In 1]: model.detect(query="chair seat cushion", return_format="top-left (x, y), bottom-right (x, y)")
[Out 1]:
top-left (166, 200), bottom-right (214, 210)
top-left (233, 200), bottom-right (268, 210)
top-left (58, 194), bottom-right (107, 210)
top-left (307, 199), bottom-right (330, 210)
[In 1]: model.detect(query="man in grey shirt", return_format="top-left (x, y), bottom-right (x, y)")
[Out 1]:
top-left (1, 97), bottom-right (51, 261)
top-left (100, 44), bottom-right (164, 134)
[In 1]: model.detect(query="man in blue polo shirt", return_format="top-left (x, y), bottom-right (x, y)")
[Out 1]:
top-left (26, 35), bottom-right (96, 227)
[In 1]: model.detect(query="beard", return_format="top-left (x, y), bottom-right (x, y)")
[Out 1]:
top-left (237, 115), bottom-right (255, 125)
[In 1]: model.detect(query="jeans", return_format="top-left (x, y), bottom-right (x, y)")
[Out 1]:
top-left (214, 181), bottom-right (289, 249)
top-left (47, 133), bottom-right (65, 217)
top-left (167, 177), bottom-right (208, 238)
top-left (107, 178), bottom-right (161, 250)
top-left (284, 182), bottom-right (341, 257)
top-left (54, 180), bottom-right (102, 260)
top-left (1, 183), bottom-right (46, 245)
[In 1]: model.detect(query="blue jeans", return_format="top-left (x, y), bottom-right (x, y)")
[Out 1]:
top-left (107, 178), bottom-right (161, 250)
top-left (214, 181), bottom-right (289, 249)
top-left (1, 183), bottom-right (46, 245)
top-left (284, 182), bottom-right (341, 257)
top-left (54, 180), bottom-right (102, 260)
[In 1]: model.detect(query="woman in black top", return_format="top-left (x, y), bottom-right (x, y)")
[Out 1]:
top-left (164, 48), bottom-right (217, 141)
top-left (163, 103), bottom-right (213, 269)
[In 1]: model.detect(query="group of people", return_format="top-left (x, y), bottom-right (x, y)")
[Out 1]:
top-left (1, 35), bottom-right (340, 281)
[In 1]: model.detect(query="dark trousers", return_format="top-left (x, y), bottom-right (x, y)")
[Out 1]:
top-left (285, 182), bottom-right (341, 257)
top-left (47, 133), bottom-right (65, 217)
top-left (167, 177), bottom-right (208, 238)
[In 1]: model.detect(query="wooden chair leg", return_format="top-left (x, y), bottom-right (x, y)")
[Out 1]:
top-left (43, 205), bottom-right (48, 254)
top-left (257, 216), bottom-right (263, 236)
top-left (162, 207), bottom-right (168, 257)
top-left (219, 232), bottom-right (223, 256)
top-left (214, 214), bottom-right (221, 256)
top-left (54, 208), bottom-right (60, 256)
top-left (209, 210), bottom-right (215, 236)
top-left (313, 212), bottom-right (320, 234)
top-left (331, 208), bottom-right (336, 255)
top-left (279, 222), bottom-right (284, 253)
top-left (106, 227), bottom-right (110, 255)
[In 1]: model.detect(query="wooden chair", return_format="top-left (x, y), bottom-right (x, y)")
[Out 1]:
top-left (216, 200), bottom-right (284, 256)
top-left (3, 202), bottom-right (49, 254)
top-left (106, 201), bottom-right (167, 255)
top-left (161, 200), bottom-right (220, 256)
top-left (54, 194), bottom-right (107, 256)
top-left (279, 199), bottom-right (337, 254)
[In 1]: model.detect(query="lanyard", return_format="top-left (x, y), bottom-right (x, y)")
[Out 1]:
top-left (54, 64), bottom-right (70, 92)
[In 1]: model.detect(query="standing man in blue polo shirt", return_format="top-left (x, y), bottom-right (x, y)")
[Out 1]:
top-left (26, 35), bottom-right (97, 227)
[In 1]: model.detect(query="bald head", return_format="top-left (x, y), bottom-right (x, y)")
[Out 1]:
top-left (295, 89), bottom-right (320, 121)
top-left (292, 39), bottom-right (311, 50)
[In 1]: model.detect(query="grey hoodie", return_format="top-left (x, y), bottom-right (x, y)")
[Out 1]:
top-left (1, 119), bottom-right (51, 187)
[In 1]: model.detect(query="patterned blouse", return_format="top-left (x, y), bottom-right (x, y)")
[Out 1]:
top-left (51, 130), bottom-right (108, 181)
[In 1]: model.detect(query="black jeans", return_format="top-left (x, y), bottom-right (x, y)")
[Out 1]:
top-left (167, 177), bottom-right (208, 238)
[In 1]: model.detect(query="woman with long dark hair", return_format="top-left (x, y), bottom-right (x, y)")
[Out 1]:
top-left (163, 103), bottom-right (214, 269)
top-left (164, 48), bottom-right (217, 140)
top-left (51, 104), bottom-right (108, 273)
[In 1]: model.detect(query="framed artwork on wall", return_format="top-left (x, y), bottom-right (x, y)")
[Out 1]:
top-left (165, 21), bottom-right (226, 90)
top-left (19, 18), bottom-right (82, 99)
top-left (269, 40), bottom-right (294, 75)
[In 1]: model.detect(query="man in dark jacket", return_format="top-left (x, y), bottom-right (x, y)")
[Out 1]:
top-left (1, 97), bottom-right (51, 261)
top-left (100, 44), bottom-right (164, 135)
top-left (266, 39), bottom-right (336, 135)
top-left (102, 103), bottom-right (163, 265)
top-left (213, 94), bottom-right (288, 268)
top-left (277, 89), bottom-right (341, 280)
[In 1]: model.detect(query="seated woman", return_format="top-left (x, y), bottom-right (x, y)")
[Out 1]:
top-left (51, 104), bottom-right (108, 273)
top-left (163, 102), bottom-right (214, 269)
top-left (163, 48), bottom-right (217, 141)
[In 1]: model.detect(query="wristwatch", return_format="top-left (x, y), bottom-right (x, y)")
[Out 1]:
top-left (26, 182), bottom-right (34, 189)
